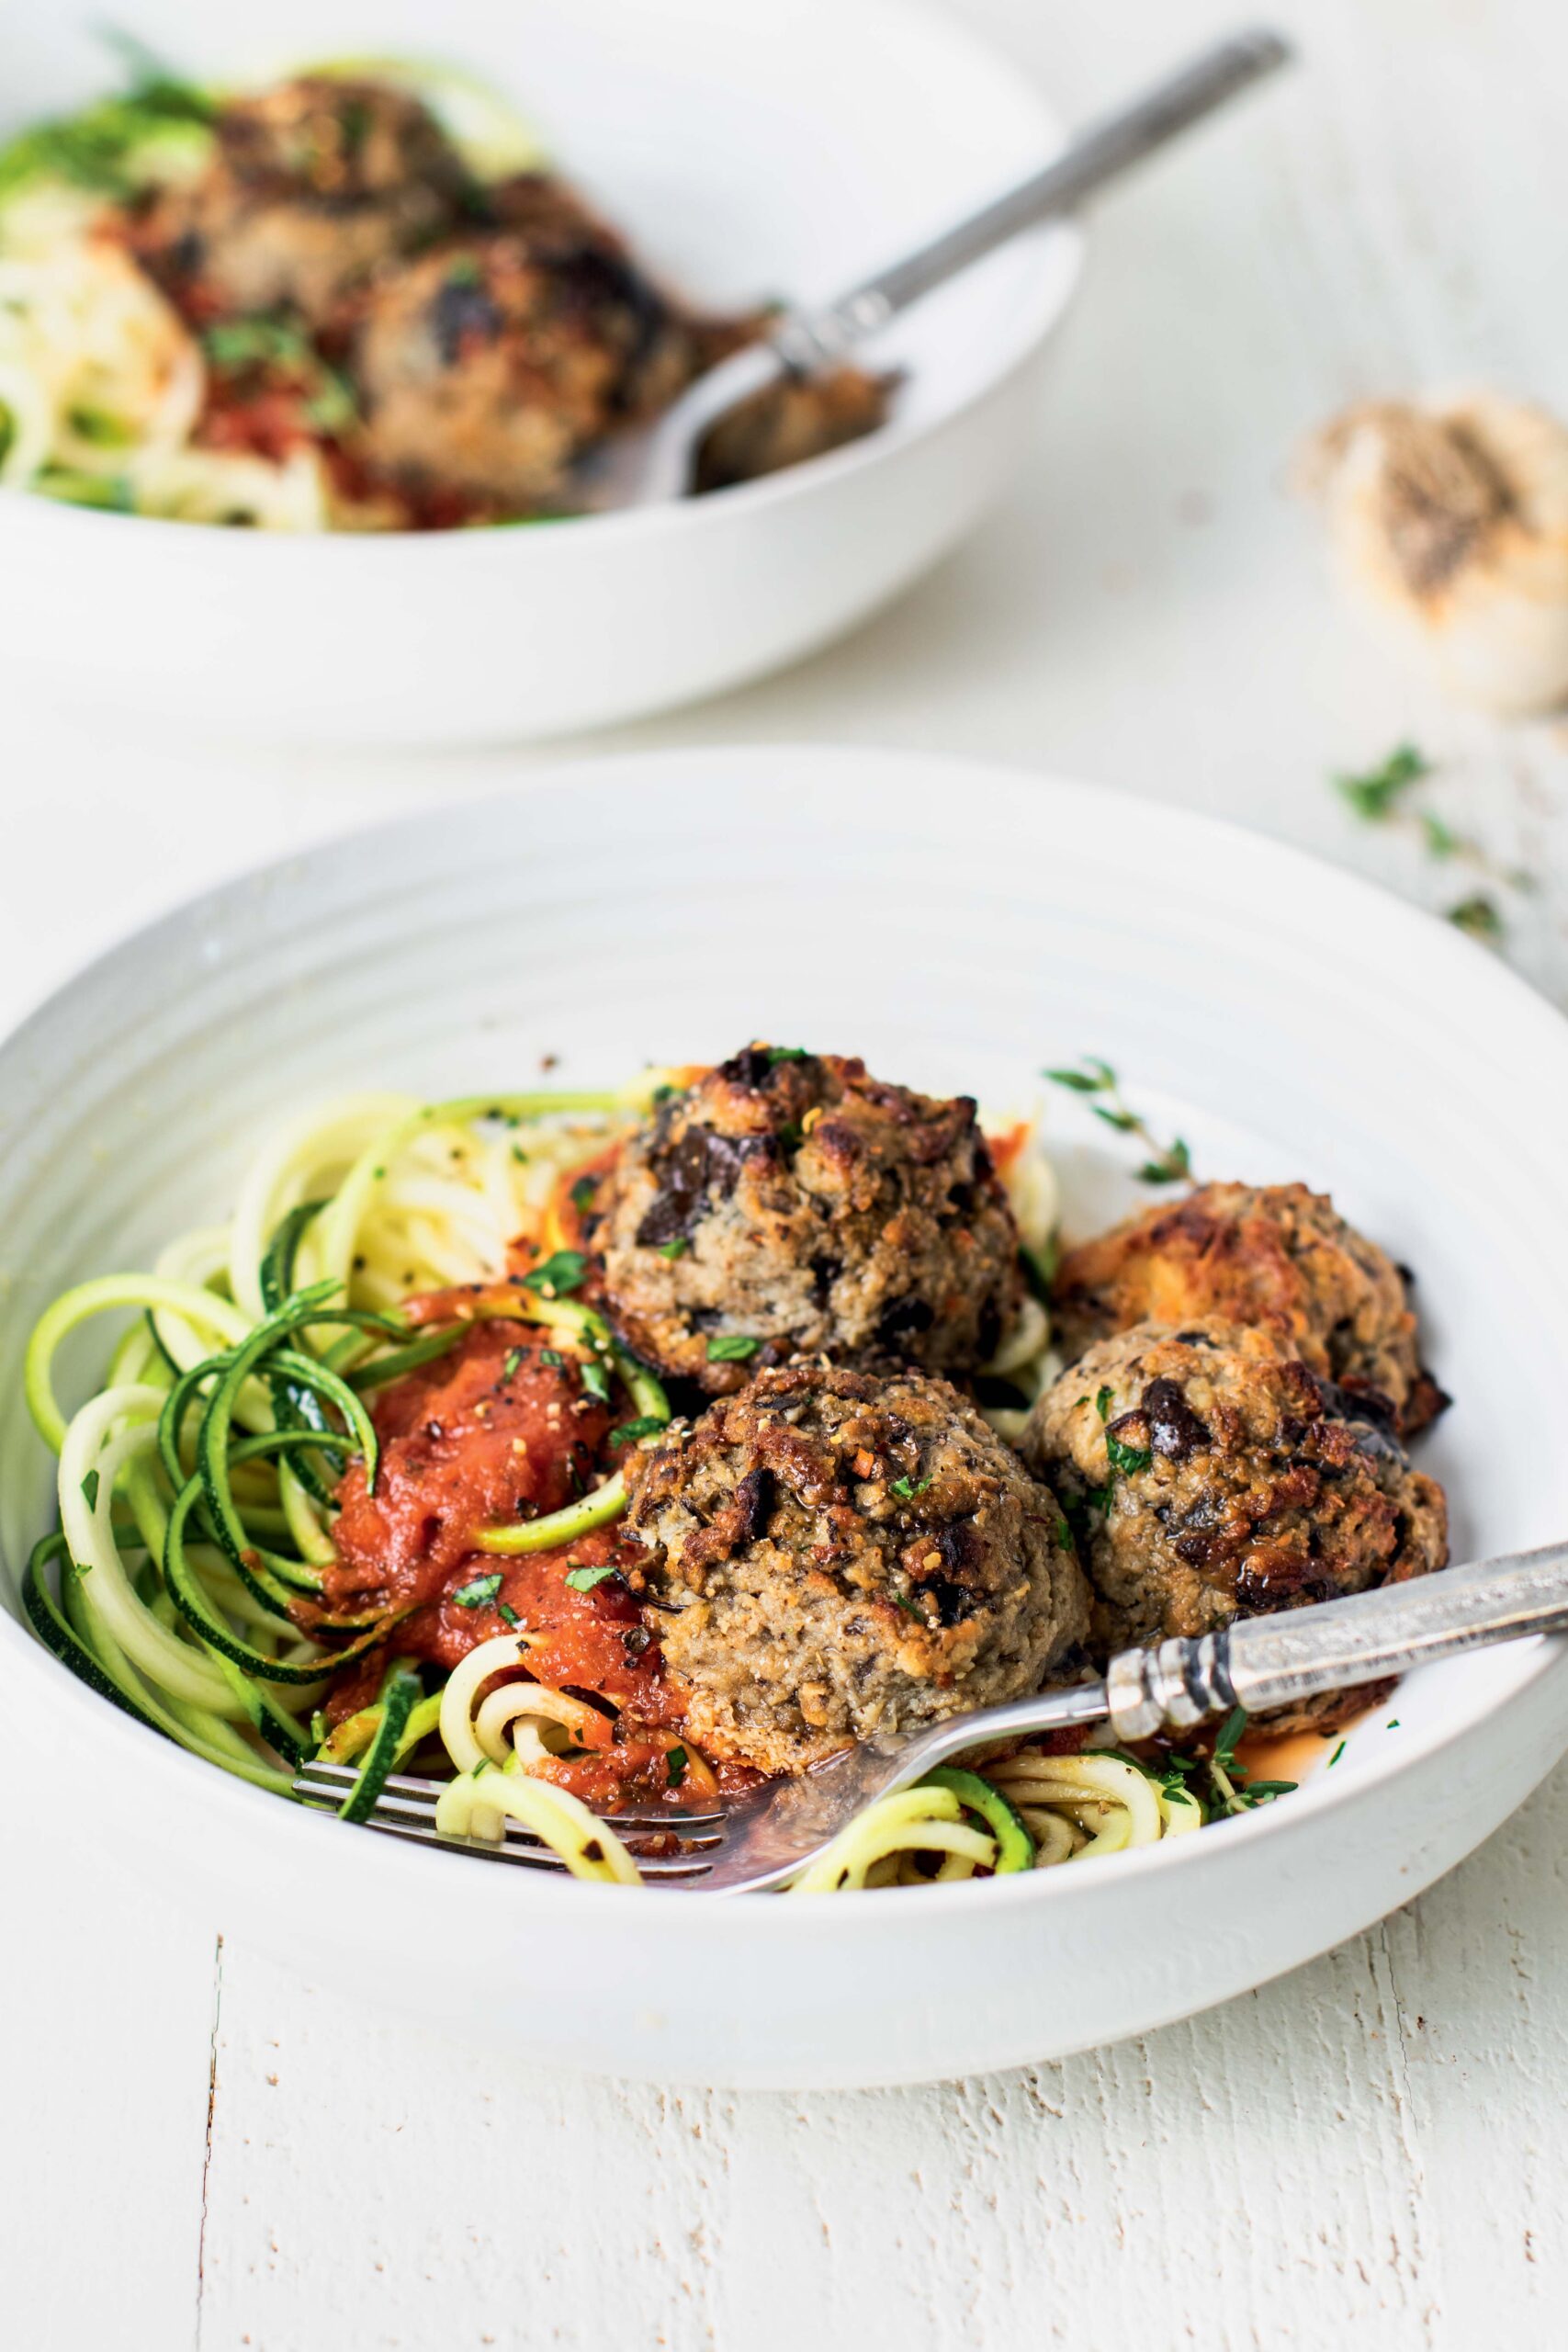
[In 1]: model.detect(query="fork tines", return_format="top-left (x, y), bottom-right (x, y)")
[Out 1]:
top-left (293, 1760), bottom-right (724, 1880)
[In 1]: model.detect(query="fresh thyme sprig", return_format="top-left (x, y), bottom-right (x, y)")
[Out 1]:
top-left (1333, 742), bottom-right (1533, 941)
top-left (1044, 1057), bottom-right (1192, 1186)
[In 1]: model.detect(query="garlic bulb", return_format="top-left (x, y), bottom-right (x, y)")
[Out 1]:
top-left (1309, 392), bottom-right (1568, 716)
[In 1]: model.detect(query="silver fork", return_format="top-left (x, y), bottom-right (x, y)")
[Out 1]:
top-left (585, 27), bottom-right (1294, 508)
top-left (294, 1541), bottom-right (1568, 1891)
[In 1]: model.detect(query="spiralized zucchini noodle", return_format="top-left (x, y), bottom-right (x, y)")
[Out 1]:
top-left (21, 1075), bottom-right (1217, 1891)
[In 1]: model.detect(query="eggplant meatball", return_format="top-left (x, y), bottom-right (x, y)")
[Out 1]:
top-left (355, 197), bottom-right (698, 504)
top-left (1052, 1182), bottom-right (1447, 1434)
top-left (139, 78), bottom-right (467, 323)
top-left (1020, 1319), bottom-right (1448, 1726)
top-left (590, 1046), bottom-right (1026, 1395)
top-left (625, 1361), bottom-right (1090, 1774)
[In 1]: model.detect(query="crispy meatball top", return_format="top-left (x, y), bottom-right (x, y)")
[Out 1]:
top-left (1021, 1319), bottom-right (1448, 1720)
top-left (589, 1045), bottom-right (1026, 1395)
top-left (1051, 1181), bottom-right (1447, 1433)
top-left (213, 77), bottom-right (468, 206)
top-left (625, 1360), bottom-right (1089, 1774)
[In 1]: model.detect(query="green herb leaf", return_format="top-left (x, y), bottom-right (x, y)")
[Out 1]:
top-left (1327, 1738), bottom-right (1347, 1768)
top-left (540, 1349), bottom-right (564, 1368)
top-left (502, 1347), bottom-right (524, 1382)
top-left (706, 1334), bottom-right (761, 1363)
top-left (564, 1561), bottom-right (618, 1594)
top-left (666, 1743), bottom-right (688, 1788)
top-left (1213, 1706), bottom-right (1248, 1769)
top-left (1091, 1103), bottom-right (1138, 1135)
top-left (659, 1237), bottom-right (689, 1261)
top-left (1137, 1137), bottom-right (1191, 1186)
top-left (81, 1468), bottom-right (101, 1511)
top-left (498, 1601), bottom-right (521, 1627)
top-left (580, 1359), bottom-right (611, 1404)
top-left (1449, 892), bottom-right (1504, 944)
top-left (1335, 742), bottom-right (1429, 821)
top-left (1095, 1385), bottom-right (1113, 1422)
top-left (520, 1250), bottom-right (588, 1296)
top-left (1104, 1431), bottom-right (1151, 1476)
top-left (765, 1046), bottom-right (809, 1065)
top-left (1045, 1065), bottom-right (1111, 1094)
top-left (610, 1415), bottom-right (665, 1449)
top-left (452, 1572), bottom-right (503, 1610)
top-left (890, 1474), bottom-right (932, 1499)
top-left (570, 1176), bottom-right (599, 1213)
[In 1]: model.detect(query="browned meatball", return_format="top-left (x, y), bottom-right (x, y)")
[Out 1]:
top-left (1052, 1182), bottom-right (1448, 1434)
top-left (1020, 1318), bottom-right (1449, 1730)
top-left (625, 1361), bottom-right (1090, 1774)
top-left (355, 189), bottom-right (700, 505)
top-left (138, 78), bottom-right (467, 323)
top-left (587, 1046), bottom-right (1026, 1395)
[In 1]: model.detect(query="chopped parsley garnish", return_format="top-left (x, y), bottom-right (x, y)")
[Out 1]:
top-left (890, 1474), bottom-right (932, 1499)
top-left (1045, 1057), bottom-right (1192, 1189)
top-left (1095, 1385), bottom-right (1113, 1422)
top-left (80, 1469), bottom-right (100, 1511)
top-left (540, 1349), bottom-right (564, 1368)
top-left (1327, 1739), bottom-right (1347, 1768)
top-left (666, 1744), bottom-right (688, 1789)
top-left (1055, 1515), bottom-right (1073, 1550)
top-left (1104, 1431), bottom-right (1152, 1476)
top-left (610, 1415), bottom-right (665, 1448)
top-left (1387, 1718), bottom-right (1400, 1729)
top-left (502, 1347), bottom-right (524, 1382)
top-left (765, 1045), bottom-right (809, 1065)
top-left (1449, 892), bottom-right (1504, 944)
top-left (564, 1561), bottom-right (617, 1594)
top-left (452, 1572), bottom-right (503, 1610)
top-left (659, 1237), bottom-right (689, 1261)
top-left (520, 1250), bottom-right (587, 1297)
top-left (1336, 741), bottom-right (1429, 820)
top-left (570, 1176), bottom-right (599, 1213)
top-left (706, 1334), bottom-right (761, 1363)
top-left (580, 1359), bottom-right (611, 1404)
top-left (498, 1601), bottom-right (522, 1628)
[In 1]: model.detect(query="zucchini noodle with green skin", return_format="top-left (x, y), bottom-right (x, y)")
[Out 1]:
top-left (21, 1072), bottom-right (1236, 1893)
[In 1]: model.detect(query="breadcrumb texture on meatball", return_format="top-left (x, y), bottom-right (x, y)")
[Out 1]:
top-left (624, 1361), bottom-right (1090, 1774)
top-left (591, 1045), bottom-right (1026, 1395)
top-left (1052, 1181), bottom-right (1447, 1434)
top-left (1020, 1318), bottom-right (1448, 1730)
top-left (138, 78), bottom-right (468, 323)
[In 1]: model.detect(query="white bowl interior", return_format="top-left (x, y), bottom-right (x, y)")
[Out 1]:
top-left (1, 0), bottom-right (1076, 465)
top-left (2, 749), bottom-right (1566, 1820)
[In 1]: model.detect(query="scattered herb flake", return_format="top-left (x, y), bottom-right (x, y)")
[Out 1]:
top-left (81, 1468), bottom-right (100, 1511)
top-left (1104, 1431), bottom-right (1152, 1476)
top-left (1336, 741), bottom-right (1429, 820)
top-left (520, 1249), bottom-right (587, 1296)
top-left (890, 1474), bottom-right (932, 1500)
top-left (580, 1359), bottom-right (611, 1404)
top-left (564, 1561), bottom-right (617, 1594)
top-left (666, 1744), bottom-right (688, 1789)
top-left (1449, 891), bottom-right (1504, 944)
top-left (659, 1237), bottom-right (688, 1261)
top-left (1327, 1739), bottom-right (1347, 1767)
top-left (1095, 1385), bottom-right (1113, 1422)
top-left (540, 1349), bottom-right (564, 1368)
top-left (452, 1572), bottom-right (503, 1610)
top-left (610, 1415), bottom-right (665, 1448)
top-left (502, 1347), bottom-right (524, 1382)
top-left (706, 1334), bottom-right (761, 1363)
top-left (570, 1176), bottom-right (598, 1213)
top-left (498, 1601), bottom-right (521, 1627)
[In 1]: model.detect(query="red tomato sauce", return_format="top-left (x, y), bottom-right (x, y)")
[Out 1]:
top-left (312, 1316), bottom-right (700, 1804)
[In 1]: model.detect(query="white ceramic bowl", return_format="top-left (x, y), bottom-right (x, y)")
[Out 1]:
top-left (0, 0), bottom-right (1080, 746)
top-left (5, 745), bottom-right (1567, 2090)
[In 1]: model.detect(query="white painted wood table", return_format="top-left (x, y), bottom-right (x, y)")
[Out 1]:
top-left (5, 3), bottom-right (1568, 2344)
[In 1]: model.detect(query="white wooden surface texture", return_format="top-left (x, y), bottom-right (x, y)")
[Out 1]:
top-left (6, 2), bottom-right (1568, 2346)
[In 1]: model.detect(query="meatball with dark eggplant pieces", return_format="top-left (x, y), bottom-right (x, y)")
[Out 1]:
top-left (1052, 1182), bottom-right (1448, 1436)
top-left (1021, 1318), bottom-right (1448, 1730)
top-left (355, 195), bottom-right (706, 506)
top-left (586, 1046), bottom-right (1027, 1395)
top-left (624, 1361), bottom-right (1091, 1776)
top-left (134, 77), bottom-right (468, 325)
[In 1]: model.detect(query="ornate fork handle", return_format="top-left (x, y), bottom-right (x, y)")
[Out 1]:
top-left (1105, 1542), bottom-right (1568, 1741)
